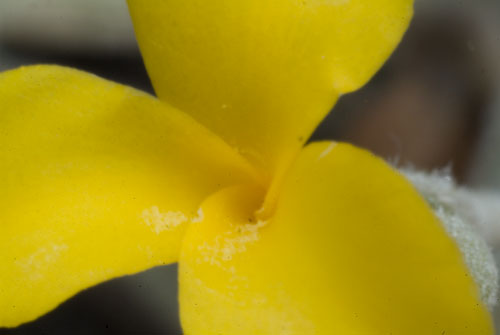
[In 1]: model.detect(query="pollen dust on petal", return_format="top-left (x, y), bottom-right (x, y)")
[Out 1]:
top-left (15, 244), bottom-right (69, 281)
top-left (191, 208), bottom-right (205, 223)
top-left (193, 220), bottom-right (268, 294)
top-left (141, 206), bottom-right (188, 234)
top-left (197, 220), bottom-right (268, 268)
top-left (318, 142), bottom-right (337, 161)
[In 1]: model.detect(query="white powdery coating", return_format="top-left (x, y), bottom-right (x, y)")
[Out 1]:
top-left (401, 168), bottom-right (498, 310)
top-left (197, 220), bottom-right (268, 267)
top-left (15, 244), bottom-right (69, 281)
top-left (141, 206), bottom-right (188, 234)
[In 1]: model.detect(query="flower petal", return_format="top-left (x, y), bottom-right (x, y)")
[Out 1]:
top-left (127, 0), bottom-right (413, 177)
top-left (0, 65), bottom-right (257, 327)
top-left (179, 142), bottom-right (493, 334)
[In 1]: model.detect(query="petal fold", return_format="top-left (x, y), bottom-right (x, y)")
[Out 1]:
top-left (128, 0), bottom-right (413, 177)
top-left (0, 65), bottom-right (256, 327)
top-left (179, 142), bottom-right (493, 334)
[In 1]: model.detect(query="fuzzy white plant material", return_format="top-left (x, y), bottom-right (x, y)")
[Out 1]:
top-left (402, 168), bottom-right (499, 309)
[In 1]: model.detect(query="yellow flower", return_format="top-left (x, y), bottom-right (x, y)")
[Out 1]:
top-left (0, 0), bottom-right (494, 333)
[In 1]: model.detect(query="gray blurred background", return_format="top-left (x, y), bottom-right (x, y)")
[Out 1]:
top-left (0, 0), bottom-right (499, 334)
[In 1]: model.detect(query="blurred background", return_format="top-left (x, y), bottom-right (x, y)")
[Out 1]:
top-left (0, 0), bottom-right (499, 333)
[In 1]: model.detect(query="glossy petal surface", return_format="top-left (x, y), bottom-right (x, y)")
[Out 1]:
top-left (0, 65), bottom-right (256, 327)
top-left (179, 142), bottom-right (493, 334)
top-left (127, 0), bottom-right (413, 177)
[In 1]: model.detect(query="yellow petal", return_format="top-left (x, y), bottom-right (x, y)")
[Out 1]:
top-left (127, 0), bottom-right (413, 178)
top-left (179, 142), bottom-right (493, 334)
top-left (0, 65), bottom-right (257, 327)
